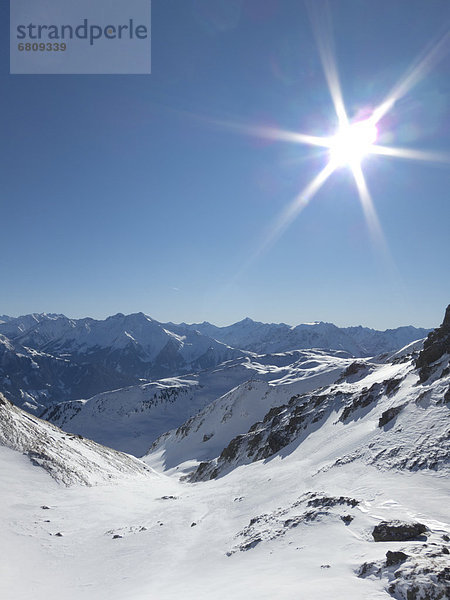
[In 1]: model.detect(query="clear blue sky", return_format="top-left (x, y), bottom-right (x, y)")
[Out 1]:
top-left (2, 0), bottom-right (449, 329)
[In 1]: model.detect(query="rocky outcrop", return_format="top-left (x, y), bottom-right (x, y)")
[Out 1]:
top-left (227, 492), bottom-right (360, 555)
top-left (416, 305), bottom-right (450, 382)
top-left (372, 521), bottom-right (428, 542)
top-left (378, 403), bottom-right (406, 427)
top-left (359, 544), bottom-right (450, 600)
top-left (187, 389), bottom-right (347, 482)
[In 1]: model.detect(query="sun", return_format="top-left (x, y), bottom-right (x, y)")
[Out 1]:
top-left (329, 119), bottom-right (378, 167)
top-left (214, 16), bottom-right (450, 275)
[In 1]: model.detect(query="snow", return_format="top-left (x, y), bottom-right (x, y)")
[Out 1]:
top-left (45, 349), bottom-right (353, 456)
top-left (1, 428), bottom-right (449, 600)
top-left (1, 317), bottom-right (448, 600)
top-left (0, 395), bottom-right (154, 486)
top-left (186, 318), bottom-right (430, 356)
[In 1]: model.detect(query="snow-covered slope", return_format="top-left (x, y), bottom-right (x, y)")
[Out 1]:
top-left (43, 349), bottom-right (353, 456)
top-left (145, 306), bottom-right (449, 483)
top-left (147, 350), bottom-right (354, 469)
top-left (176, 348), bottom-right (448, 483)
top-left (186, 317), bottom-right (430, 356)
top-left (0, 393), bottom-right (153, 486)
top-left (0, 307), bottom-right (449, 600)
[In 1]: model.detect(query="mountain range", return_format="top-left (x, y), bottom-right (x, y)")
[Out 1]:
top-left (0, 311), bottom-right (430, 415)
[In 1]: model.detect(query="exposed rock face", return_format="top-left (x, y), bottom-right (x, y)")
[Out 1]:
top-left (227, 492), bottom-right (360, 555)
top-left (187, 345), bottom-right (449, 482)
top-left (416, 305), bottom-right (450, 382)
top-left (372, 521), bottom-right (428, 542)
top-left (385, 550), bottom-right (409, 567)
top-left (378, 404), bottom-right (406, 427)
top-left (359, 544), bottom-right (450, 600)
top-left (187, 389), bottom-right (346, 482)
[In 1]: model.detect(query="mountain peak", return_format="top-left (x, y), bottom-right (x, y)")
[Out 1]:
top-left (416, 304), bottom-right (450, 380)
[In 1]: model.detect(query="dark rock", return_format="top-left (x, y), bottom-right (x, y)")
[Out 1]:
top-left (385, 550), bottom-right (409, 566)
top-left (372, 521), bottom-right (428, 542)
top-left (219, 435), bottom-right (245, 462)
top-left (444, 387), bottom-right (450, 404)
top-left (240, 537), bottom-right (261, 551)
top-left (340, 384), bottom-right (380, 422)
top-left (384, 377), bottom-right (403, 396)
top-left (358, 561), bottom-right (377, 577)
top-left (112, 534), bottom-right (123, 539)
top-left (246, 432), bottom-right (263, 456)
top-left (263, 405), bottom-right (285, 424)
top-left (266, 431), bottom-right (289, 454)
top-left (416, 305), bottom-right (450, 381)
top-left (307, 495), bottom-right (359, 509)
top-left (340, 362), bottom-right (367, 379)
top-left (378, 404), bottom-right (406, 427)
top-left (190, 522), bottom-right (197, 527)
top-left (41, 505), bottom-right (50, 510)
top-left (54, 532), bottom-right (63, 537)
top-left (341, 514), bottom-right (354, 525)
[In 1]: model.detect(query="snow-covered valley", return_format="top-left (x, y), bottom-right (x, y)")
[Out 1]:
top-left (1, 306), bottom-right (449, 599)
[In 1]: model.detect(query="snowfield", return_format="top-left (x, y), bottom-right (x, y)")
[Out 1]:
top-left (1, 435), bottom-right (449, 600)
top-left (1, 307), bottom-right (449, 600)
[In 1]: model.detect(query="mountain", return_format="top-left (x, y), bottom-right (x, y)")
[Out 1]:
top-left (1, 312), bottom-right (244, 375)
top-left (0, 312), bottom-right (245, 411)
top-left (149, 313), bottom-right (444, 481)
top-left (42, 349), bottom-right (353, 456)
top-left (147, 349), bottom-right (356, 468)
top-left (0, 332), bottom-right (136, 413)
top-left (0, 393), bottom-right (153, 486)
top-left (185, 317), bottom-right (430, 356)
top-left (145, 305), bottom-right (449, 483)
top-left (0, 307), bottom-right (448, 600)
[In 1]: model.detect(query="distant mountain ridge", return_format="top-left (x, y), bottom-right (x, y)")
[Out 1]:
top-left (0, 311), bottom-right (430, 414)
top-left (0, 313), bottom-right (245, 411)
top-left (184, 317), bottom-right (430, 356)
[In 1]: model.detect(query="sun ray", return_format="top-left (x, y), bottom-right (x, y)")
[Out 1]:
top-left (372, 29), bottom-right (450, 124)
top-left (350, 162), bottom-right (391, 262)
top-left (370, 144), bottom-right (450, 164)
top-left (234, 161), bottom-right (336, 280)
top-left (242, 125), bottom-right (331, 148)
top-left (307, 0), bottom-right (348, 126)
top-left (204, 117), bottom-right (331, 149)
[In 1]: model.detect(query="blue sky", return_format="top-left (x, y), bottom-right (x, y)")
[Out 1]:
top-left (1, 0), bottom-right (449, 329)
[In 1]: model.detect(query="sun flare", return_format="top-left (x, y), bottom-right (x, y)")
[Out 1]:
top-left (216, 14), bottom-right (450, 275)
top-left (329, 119), bottom-right (378, 167)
